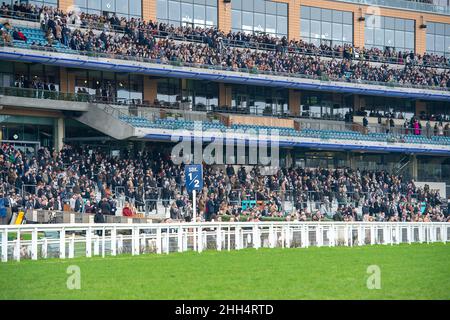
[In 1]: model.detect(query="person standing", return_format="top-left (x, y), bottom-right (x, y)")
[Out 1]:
top-left (94, 210), bottom-right (105, 236)
top-left (426, 120), bottom-right (431, 138)
top-left (0, 193), bottom-right (8, 225)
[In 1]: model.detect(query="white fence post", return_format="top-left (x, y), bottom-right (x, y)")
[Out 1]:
top-left (217, 226), bottom-right (222, 251)
top-left (1, 229), bottom-right (7, 262)
top-left (93, 235), bottom-right (100, 256)
top-left (197, 226), bottom-right (203, 253)
top-left (235, 226), bottom-right (241, 250)
top-left (42, 237), bottom-right (48, 259)
top-left (178, 226), bottom-right (183, 253)
top-left (344, 225), bottom-right (349, 246)
top-left (227, 225), bottom-right (231, 251)
top-left (349, 225), bottom-right (353, 247)
top-left (183, 228), bottom-right (188, 252)
top-left (156, 227), bottom-right (162, 254)
top-left (408, 225), bottom-right (412, 244)
top-left (357, 225), bottom-right (363, 246)
top-left (140, 233), bottom-right (146, 254)
top-left (59, 228), bottom-right (66, 259)
top-left (132, 226), bottom-right (140, 256)
top-left (111, 227), bottom-right (117, 256)
top-left (268, 226), bottom-right (275, 248)
top-left (69, 233), bottom-right (75, 259)
top-left (370, 226), bottom-right (375, 245)
top-left (131, 227), bottom-right (136, 256)
top-left (318, 226), bottom-right (323, 247)
top-left (192, 227), bottom-right (197, 252)
top-left (165, 228), bottom-right (170, 254)
top-left (381, 225), bottom-right (386, 245)
top-left (329, 225), bottom-right (335, 247)
top-left (102, 228), bottom-right (106, 258)
top-left (304, 225), bottom-right (309, 248)
top-left (86, 227), bottom-right (92, 257)
top-left (117, 234), bottom-right (123, 254)
top-left (31, 228), bottom-right (38, 261)
top-left (284, 225), bottom-right (291, 248)
top-left (315, 225), bottom-right (320, 247)
top-left (13, 239), bottom-right (20, 262)
top-left (442, 226), bottom-right (447, 244)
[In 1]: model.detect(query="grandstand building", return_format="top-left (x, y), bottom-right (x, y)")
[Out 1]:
top-left (0, 0), bottom-right (450, 192)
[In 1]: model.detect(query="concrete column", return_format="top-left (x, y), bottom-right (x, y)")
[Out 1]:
top-left (415, 16), bottom-right (427, 55)
top-left (142, 0), bottom-right (157, 22)
top-left (285, 149), bottom-right (293, 168)
top-left (58, 0), bottom-right (73, 12)
top-left (354, 95), bottom-right (365, 112)
top-left (410, 155), bottom-right (418, 181)
top-left (354, 7), bottom-right (365, 49)
top-left (59, 68), bottom-right (68, 93)
top-left (219, 83), bottom-right (232, 107)
top-left (65, 71), bottom-right (76, 94)
top-left (289, 89), bottom-right (301, 116)
top-left (54, 117), bottom-right (65, 152)
top-left (143, 77), bottom-right (158, 105)
top-left (218, 0), bottom-right (232, 33)
top-left (347, 152), bottom-right (356, 170)
top-left (415, 101), bottom-right (426, 116)
top-left (289, 0), bottom-right (300, 41)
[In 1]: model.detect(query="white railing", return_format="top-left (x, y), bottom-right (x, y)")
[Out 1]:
top-left (0, 222), bottom-right (448, 262)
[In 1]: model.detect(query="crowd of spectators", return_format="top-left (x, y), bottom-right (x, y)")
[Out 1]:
top-left (358, 111), bottom-right (450, 136)
top-left (1, 3), bottom-right (450, 89)
top-left (0, 143), bottom-right (448, 225)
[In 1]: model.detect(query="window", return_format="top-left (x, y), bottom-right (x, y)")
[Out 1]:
top-left (364, 16), bottom-right (415, 52)
top-left (300, 6), bottom-right (353, 47)
top-left (21, 0), bottom-right (58, 7)
top-left (157, 0), bottom-right (218, 28)
top-left (232, 0), bottom-right (288, 38)
top-left (426, 22), bottom-right (450, 59)
top-left (75, 0), bottom-right (142, 19)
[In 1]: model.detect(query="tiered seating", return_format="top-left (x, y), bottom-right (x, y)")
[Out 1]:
top-left (10, 26), bottom-right (75, 53)
top-left (154, 119), bottom-right (226, 131)
top-left (119, 116), bottom-right (154, 128)
top-left (430, 136), bottom-right (450, 145)
top-left (231, 124), bottom-right (299, 137)
top-left (119, 116), bottom-right (228, 131)
top-left (119, 117), bottom-right (450, 146)
top-left (298, 129), bottom-right (388, 142)
top-left (299, 129), bottom-right (450, 146)
top-left (403, 134), bottom-right (432, 145)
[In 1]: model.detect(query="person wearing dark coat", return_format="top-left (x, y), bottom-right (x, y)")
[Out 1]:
top-left (94, 211), bottom-right (105, 236)
top-left (226, 165), bottom-right (235, 177)
top-left (205, 194), bottom-right (216, 221)
top-left (99, 198), bottom-right (111, 215)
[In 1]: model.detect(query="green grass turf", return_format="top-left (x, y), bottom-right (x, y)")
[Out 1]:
top-left (1, 243), bottom-right (449, 300)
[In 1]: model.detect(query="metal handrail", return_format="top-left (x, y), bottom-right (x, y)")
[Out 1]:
top-left (1, 41), bottom-right (449, 93)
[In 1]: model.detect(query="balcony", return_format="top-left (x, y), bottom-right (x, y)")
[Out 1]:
top-left (335, 0), bottom-right (450, 15)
